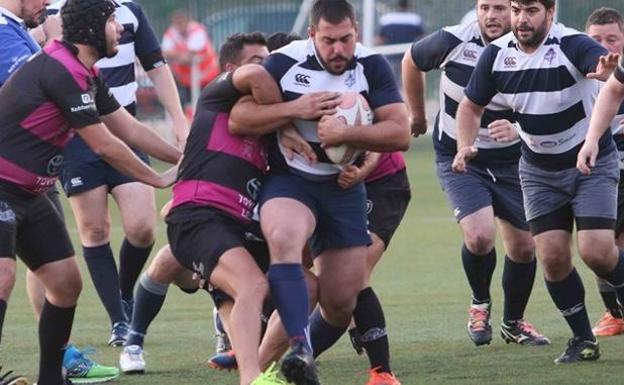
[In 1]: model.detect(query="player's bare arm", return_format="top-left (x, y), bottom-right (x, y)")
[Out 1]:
top-left (100, 107), bottom-right (181, 164)
top-left (228, 64), bottom-right (341, 136)
top-left (577, 74), bottom-right (624, 175)
top-left (452, 97), bottom-right (485, 172)
top-left (401, 49), bottom-right (428, 137)
top-left (77, 123), bottom-right (177, 188)
top-left (317, 102), bottom-right (410, 151)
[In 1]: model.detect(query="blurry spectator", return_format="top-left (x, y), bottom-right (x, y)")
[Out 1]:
top-left (162, 10), bottom-right (219, 106)
top-left (377, 0), bottom-right (425, 45)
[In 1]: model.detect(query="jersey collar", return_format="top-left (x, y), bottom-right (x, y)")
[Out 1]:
top-left (0, 6), bottom-right (25, 28)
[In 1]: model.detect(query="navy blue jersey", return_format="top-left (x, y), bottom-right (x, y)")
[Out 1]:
top-left (264, 38), bottom-right (402, 180)
top-left (0, 6), bottom-right (41, 87)
top-left (465, 23), bottom-right (613, 170)
top-left (411, 21), bottom-right (520, 165)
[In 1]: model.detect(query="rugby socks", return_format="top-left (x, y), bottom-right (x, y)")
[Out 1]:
top-left (126, 273), bottom-right (168, 347)
top-left (353, 287), bottom-right (391, 373)
top-left (502, 256), bottom-right (536, 322)
top-left (600, 250), bottom-right (624, 312)
top-left (267, 264), bottom-right (310, 349)
top-left (119, 238), bottom-right (153, 301)
top-left (83, 243), bottom-right (125, 325)
top-left (545, 269), bottom-right (594, 341)
top-left (597, 280), bottom-right (622, 318)
top-left (461, 245), bottom-right (496, 304)
top-left (38, 300), bottom-right (75, 385)
top-left (310, 307), bottom-right (347, 358)
top-left (0, 299), bottom-right (6, 345)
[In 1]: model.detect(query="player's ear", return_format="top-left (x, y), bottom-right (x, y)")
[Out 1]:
top-left (308, 25), bottom-right (315, 39)
top-left (224, 63), bottom-right (236, 73)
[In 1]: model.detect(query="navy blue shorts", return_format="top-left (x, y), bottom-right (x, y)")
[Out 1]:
top-left (436, 158), bottom-right (528, 231)
top-left (365, 169), bottom-right (411, 249)
top-left (60, 141), bottom-right (150, 196)
top-left (259, 172), bottom-right (371, 255)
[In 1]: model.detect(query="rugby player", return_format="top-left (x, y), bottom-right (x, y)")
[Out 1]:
top-left (403, 0), bottom-right (548, 347)
top-left (228, 1), bottom-right (410, 383)
top-left (584, 7), bottom-right (624, 338)
top-left (0, 0), bottom-right (181, 383)
top-left (454, 0), bottom-right (620, 363)
top-left (118, 32), bottom-right (334, 385)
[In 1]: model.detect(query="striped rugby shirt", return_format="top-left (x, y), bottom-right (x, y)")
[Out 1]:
top-left (465, 23), bottom-right (614, 170)
top-left (263, 38), bottom-right (402, 180)
top-left (410, 21), bottom-right (520, 165)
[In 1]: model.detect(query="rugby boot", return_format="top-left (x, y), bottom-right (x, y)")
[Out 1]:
top-left (0, 367), bottom-right (28, 385)
top-left (251, 363), bottom-right (287, 385)
top-left (281, 340), bottom-right (321, 385)
top-left (554, 337), bottom-right (600, 364)
top-left (365, 368), bottom-right (401, 385)
top-left (119, 345), bottom-right (145, 374)
top-left (207, 351), bottom-right (238, 371)
top-left (592, 311), bottom-right (624, 337)
top-left (467, 302), bottom-right (492, 346)
top-left (63, 345), bottom-right (120, 384)
top-left (107, 321), bottom-right (129, 347)
top-left (500, 319), bottom-right (550, 346)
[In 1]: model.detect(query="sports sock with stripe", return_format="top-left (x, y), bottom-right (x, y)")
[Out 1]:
top-left (353, 287), bottom-right (391, 373)
top-left (545, 269), bottom-right (593, 341)
top-left (126, 273), bottom-right (168, 347)
top-left (310, 307), bottom-right (347, 358)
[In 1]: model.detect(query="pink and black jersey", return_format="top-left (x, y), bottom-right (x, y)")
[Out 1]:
top-left (365, 152), bottom-right (406, 183)
top-left (169, 72), bottom-right (267, 223)
top-left (0, 40), bottom-right (120, 194)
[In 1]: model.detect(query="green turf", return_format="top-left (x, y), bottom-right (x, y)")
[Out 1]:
top-left (2, 138), bottom-right (623, 384)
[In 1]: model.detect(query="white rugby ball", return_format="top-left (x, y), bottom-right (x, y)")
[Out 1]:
top-left (324, 92), bottom-right (373, 165)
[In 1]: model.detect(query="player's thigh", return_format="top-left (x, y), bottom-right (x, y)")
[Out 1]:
top-left (33, 257), bottom-right (82, 307)
top-left (315, 245), bottom-right (367, 310)
top-left (210, 246), bottom-right (268, 301)
top-left (260, 198), bottom-right (315, 262)
top-left (111, 181), bottom-right (157, 245)
top-left (147, 244), bottom-right (187, 284)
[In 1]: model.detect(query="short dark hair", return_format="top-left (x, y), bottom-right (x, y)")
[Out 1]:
top-left (218, 32), bottom-right (267, 70)
top-left (266, 32), bottom-right (302, 51)
top-left (586, 7), bottom-right (624, 32)
top-left (309, 0), bottom-right (356, 28)
top-left (511, 0), bottom-right (555, 10)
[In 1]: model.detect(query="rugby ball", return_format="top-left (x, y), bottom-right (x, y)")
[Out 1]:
top-left (324, 92), bottom-right (373, 165)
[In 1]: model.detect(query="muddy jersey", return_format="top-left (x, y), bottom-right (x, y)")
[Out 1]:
top-left (169, 72), bottom-right (267, 223)
top-left (365, 152), bottom-right (406, 183)
top-left (0, 40), bottom-right (120, 194)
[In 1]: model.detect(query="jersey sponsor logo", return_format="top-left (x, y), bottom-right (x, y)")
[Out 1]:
top-left (453, 207), bottom-right (461, 218)
top-left (462, 49), bottom-right (478, 61)
top-left (503, 56), bottom-right (517, 68)
top-left (81, 93), bottom-right (94, 104)
top-left (0, 201), bottom-right (16, 224)
top-left (366, 199), bottom-right (373, 215)
top-left (294, 73), bottom-right (311, 87)
top-left (246, 178), bottom-right (262, 201)
top-left (70, 177), bottom-right (83, 187)
top-left (70, 104), bottom-right (96, 113)
top-left (46, 154), bottom-right (64, 176)
top-left (544, 48), bottom-right (556, 64)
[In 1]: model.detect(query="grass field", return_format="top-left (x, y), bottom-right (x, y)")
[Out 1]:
top-left (3, 138), bottom-right (623, 385)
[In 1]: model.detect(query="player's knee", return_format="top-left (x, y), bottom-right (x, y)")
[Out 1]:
top-left (147, 251), bottom-right (180, 284)
top-left (539, 251), bottom-right (570, 279)
top-left (579, 241), bottom-right (618, 275)
top-left (48, 271), bottom-right (82, 304)
top-left (464, 233), bottom-right (495, 256)
top-left (80, 222), bottom-right (110, 245)
top-left (266, 228), bottom-right (306, 262)
top-left (125, 219), bottom-right (156, 247)
top-left (236, 275), bottom-right (269, 303)
top-left (507, 239), bottom-right (535, 263)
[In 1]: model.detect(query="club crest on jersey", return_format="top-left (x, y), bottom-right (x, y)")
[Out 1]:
top-left (544, 48), bottom-right (556, 64)
top-left (246, 178), bottom-right (262, 201)
top-left (47, 154), bottom-right (64, 176)
top-left (0, 201), bottom-right (15, 224)
top-left (344, 70), bottom-right (356, 88)
top-left (294, 73), bottom-right (311, 87)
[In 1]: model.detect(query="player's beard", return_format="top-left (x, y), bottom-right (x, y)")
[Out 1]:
top-left (319, 54), bottom-right (352, 75)
top-left (514, 19), bottom-right (550, 48)
top-left (23, 9), bottom-right (47, 28)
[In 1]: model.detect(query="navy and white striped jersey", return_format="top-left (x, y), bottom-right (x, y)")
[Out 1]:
top-left (264, 38), bottom-right (402, 180)
top-left (411, 22), bottom-right (519, 165)
top-left (48, 0), bottom-right (163, 114)
top-left (465, 23), bottom-right (613, 170)
top-left (612, 55), bottom-right (624, 166)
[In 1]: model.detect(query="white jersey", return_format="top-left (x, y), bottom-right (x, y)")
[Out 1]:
top-left (465, 23), bottom-right (613, 170)
top-left (264, 38), bottom-right (402, 180)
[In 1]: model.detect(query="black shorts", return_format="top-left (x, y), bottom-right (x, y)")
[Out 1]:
top-left (60, 148), bottom-right (150, 196)
top-left (365, 169), bottom-right (411, 248)
top-left (0, 183), bottom-right (74, 270)
top-left (167, 204), bottom-right (269, 285)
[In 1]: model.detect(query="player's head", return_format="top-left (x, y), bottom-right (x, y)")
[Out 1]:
top-left (476, 0), bottom-right (511, 43)
top-left (219, 32), bottom-right (269, 72)
top-left (510, 0), bottom-right (555, 48)
top-left (308, 0), bottom-right (358, 75)
top-left (585, 7), bottom-right (624, 55)
top-left (266, 32), bottom-right (302, 52)
top-left (16, 0), bottom-right (50, 28)
top-left (61, 0), bottom-right (121, 59)
top-left (170, 9), bottom-right (189, 32)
